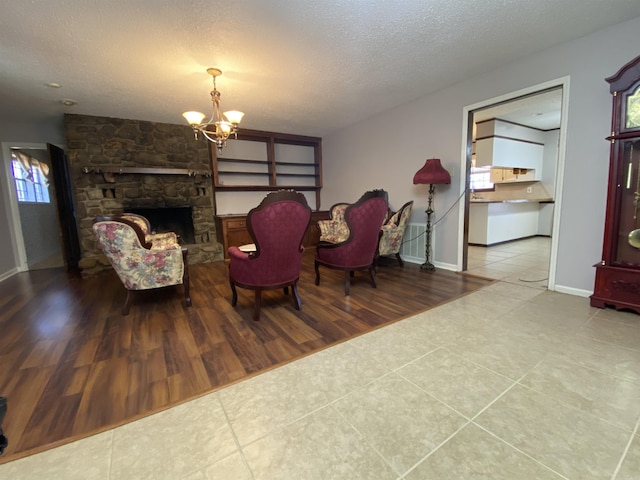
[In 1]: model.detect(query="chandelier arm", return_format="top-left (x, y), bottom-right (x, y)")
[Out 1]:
top-left (183, 67), bottom-right (243, 151)
top-left (199, 129), bottom-right (222, 143)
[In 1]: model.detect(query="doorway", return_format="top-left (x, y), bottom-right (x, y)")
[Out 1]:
top-left (1, 142), bottom-right (80, 272)
top-left (458, 78), bottom-right (569, 291)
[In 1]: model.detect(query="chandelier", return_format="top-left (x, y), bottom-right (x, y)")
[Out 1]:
top-left (183, 67), bottom-right (244, 151)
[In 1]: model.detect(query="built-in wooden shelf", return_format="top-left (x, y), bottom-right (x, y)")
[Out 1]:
top-left (211, 128), bottom-right (323, 208)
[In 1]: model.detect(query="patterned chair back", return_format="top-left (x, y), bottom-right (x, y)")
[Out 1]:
top-left (378, 200), bottom-right (414, 256)
top-left (93, 218), bottom-right (184, 291)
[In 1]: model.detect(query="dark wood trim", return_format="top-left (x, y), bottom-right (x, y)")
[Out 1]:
top-left (475, 117), bottom-right (560, 132)
top-left (475, 134), bottom-right (544, 146)
top-left (236, 128), bottom-right (322, 144)
top-left (605, 54), bottom-right (640, 93)
top-left (82, 167), bottom-right (212, 176)
top-left (214, 185), bottom-right (321, 192)
top-left (48, 143), bottom-right (81, 271)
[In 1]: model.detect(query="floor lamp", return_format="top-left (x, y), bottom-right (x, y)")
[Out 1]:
top-left (413, 158), bottom-right (451, 271)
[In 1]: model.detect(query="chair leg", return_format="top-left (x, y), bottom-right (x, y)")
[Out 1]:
top-left (183, 271), bottom-right (192, 308)
top-left (253, 290), bottom-right (262, 321)
top-left (122, 290), bottom-right (134, 316)
top-left (182, 247), bottom-right (192, 306)
top-left (395, 253), bottom-right (404, 267)
top-left (230, 280), bottom-right (238, 306)
top-left (314, 260), bottom-right (321, 286)
top-left (368, 266), bottom-right (378, 288)
top-left (291, 281), bottom-right (303, 310)
top-left (344, 271), bottom-right (351, 296)
top-left (283, 286), bottom-right (289, 295)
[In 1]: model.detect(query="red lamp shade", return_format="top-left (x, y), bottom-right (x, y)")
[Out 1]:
top-left (413, 158), bottom-right (451, 185)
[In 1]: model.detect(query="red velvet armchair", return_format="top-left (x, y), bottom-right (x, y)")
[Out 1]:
top-left (315, 189), bottom-right (389, 295)
top-left (228, 190), bottom-right (312, 321)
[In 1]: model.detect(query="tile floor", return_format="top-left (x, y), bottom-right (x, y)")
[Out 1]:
top-left (2, 270), bottom-right (640, 478)
top-left (467, 236), bottom-right (551, 289)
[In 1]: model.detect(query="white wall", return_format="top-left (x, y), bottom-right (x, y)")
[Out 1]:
top-left (322, 16), bottom-right (640, 295)
top-left (19, 202), bottom-right (63, 266)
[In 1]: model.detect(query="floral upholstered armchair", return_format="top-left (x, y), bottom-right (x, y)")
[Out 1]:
top-left (377, 200), bottom-right (413, 267)
top-left (317, 203), bottom-right (350, 243)
top-left (117, 212), bottom-right (180, 249)
top-left (93, 216), bottom-right (191, 315)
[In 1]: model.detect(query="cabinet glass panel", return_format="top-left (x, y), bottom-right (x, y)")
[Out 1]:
top-left (616, 139), bottom-right (640, 265)
top-left (626, 86), bottom-right (640, 130)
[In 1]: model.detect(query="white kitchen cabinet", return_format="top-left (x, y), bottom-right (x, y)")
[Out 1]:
top-left (469, 202), bottom-right (541, 245)
top-left (476, 137), bottom-right (543, 175)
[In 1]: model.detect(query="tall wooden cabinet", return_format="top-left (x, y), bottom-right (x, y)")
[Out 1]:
top-left (591, 54), bottom-right (640, 313)
top-left (215, 211), bottom-right (330, 259)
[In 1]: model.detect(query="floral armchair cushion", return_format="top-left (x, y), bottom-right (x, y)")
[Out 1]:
top-left (93, 220), bottom-right (184, 291)
top-left (318, 203), bottom-right (350, 243)
top-left (378, 201), bottom-right (413, 256)
top-left (118, 213), bottom-right (180, 249)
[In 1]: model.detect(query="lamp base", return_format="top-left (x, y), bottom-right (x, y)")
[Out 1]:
top-left (420, 262), bottom-right (436, 272)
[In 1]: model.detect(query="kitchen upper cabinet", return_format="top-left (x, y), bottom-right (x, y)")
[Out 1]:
top-left (475, 118), bottom-right (544, 176)
top-left (476, 137), bottom-right (543, 173)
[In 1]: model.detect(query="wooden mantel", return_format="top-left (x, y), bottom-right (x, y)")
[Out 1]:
top-left (81, 166), bottom-right (212, 183)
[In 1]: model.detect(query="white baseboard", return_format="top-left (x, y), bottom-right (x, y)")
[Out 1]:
top-left (0, 267), bottom-right (19, 284)
top-left (553, 284), bottom-right (592, 298)
top-left (404, 258), bottom-right (458, 272)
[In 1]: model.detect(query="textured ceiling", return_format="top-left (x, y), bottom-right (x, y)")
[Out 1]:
top-left (1, 1), bottom-right (639, 137)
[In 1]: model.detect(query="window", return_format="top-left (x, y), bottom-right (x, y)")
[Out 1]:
top-left (11, 151), bottom-right (51, 203)
top-left (470, 166), bottom-right (494, 192)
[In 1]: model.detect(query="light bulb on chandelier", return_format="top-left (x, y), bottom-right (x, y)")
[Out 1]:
top-left (183, 67), bottom-right (244, 152)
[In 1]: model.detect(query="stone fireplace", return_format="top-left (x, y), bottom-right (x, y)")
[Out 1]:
top-left (65, 113), bottom-right (224, 277)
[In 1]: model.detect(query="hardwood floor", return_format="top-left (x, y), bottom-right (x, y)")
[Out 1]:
top-left (0, 252), bottom-right (492, 463)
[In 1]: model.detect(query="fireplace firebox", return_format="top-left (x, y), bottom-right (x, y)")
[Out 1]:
top-left (126, 207), bottom-right (195, 244)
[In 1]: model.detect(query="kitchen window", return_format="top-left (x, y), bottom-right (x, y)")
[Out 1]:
top-left (470, 166), bottom-right (494, 192)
